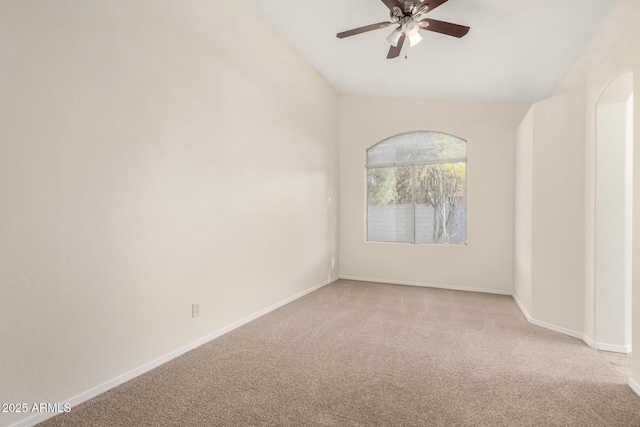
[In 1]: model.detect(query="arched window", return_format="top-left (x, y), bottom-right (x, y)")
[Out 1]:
top-left (366, 131), bottom-right (467, 244)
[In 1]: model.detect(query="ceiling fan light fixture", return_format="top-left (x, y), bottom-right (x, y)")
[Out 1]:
top-left (401, 20), bottom-right (422, 47)
top-left (403, 20), bottom-right (419, 36)
top-left (408, 32), bottom-right (423, 47)
top-left (386, 27), bottom-right (403, 47)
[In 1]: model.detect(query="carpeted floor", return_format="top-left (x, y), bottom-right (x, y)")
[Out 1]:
top-left (601, 350), bottom-right (633, 379)
top-left (39, 280), bottom-right (640, 426)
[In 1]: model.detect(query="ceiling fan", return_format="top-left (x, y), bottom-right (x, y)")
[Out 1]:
top-left (337, 0), bottom-right (470, 59)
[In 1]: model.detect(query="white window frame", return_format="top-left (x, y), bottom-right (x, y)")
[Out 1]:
top-left (365, 132), bottom-right (467, 245)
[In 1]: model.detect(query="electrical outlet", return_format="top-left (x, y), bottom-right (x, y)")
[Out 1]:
top-left (192, 303), bottom-right (200, 318)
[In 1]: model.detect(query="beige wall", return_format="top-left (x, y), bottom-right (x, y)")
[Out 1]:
top-left (554, 0), bottom-right (640, 384)
top-left (595, 98), bottom-right (633, 350)
top-left (0, 1), bottom-right (339, 426)
top-left (339, 96), bottom-right (529, 294)
top-left (4, 0), bottom-right (640, 424)
top-left (529, 89), bottom-right (587, 334)
top-left (513, 89), bottom-right (587, 335)
top-left (513, 108), bottom-right (534, 314)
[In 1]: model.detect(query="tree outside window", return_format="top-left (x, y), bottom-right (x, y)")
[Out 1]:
top-left (366, 132), bottom-right (467, 245)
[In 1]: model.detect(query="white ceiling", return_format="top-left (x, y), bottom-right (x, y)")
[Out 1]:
top-left (245, 0), bottom-right (619, 102)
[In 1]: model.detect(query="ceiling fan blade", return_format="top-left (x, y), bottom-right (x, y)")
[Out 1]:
top-left (418, 0), bottom-right (449, 13)
top-left (337, 22), bottom-right (393, 39)
top-left (387, 34), bottom-right (406, 59)
top-left (380, 0), bottom-right (403, 11)
top-left (420, 18), bottom-right (470, 38)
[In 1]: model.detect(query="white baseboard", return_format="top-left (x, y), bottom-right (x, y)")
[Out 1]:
top-left (630, 378), bottom-right (640, 397)
top-left (593, 342), bottom-right (632, 354)
top-left (529, 318), bottom-right (584, 340)
top-left (512, 294), bottom-right (533, 322)
top-left (512, 296), bottom-right (632, 355)
top-left (582, 332), bottom-right (632, 354)
top-left (583, 334), bottom-right (596, 349)
top-left (513, 294), bottom-right (637, 400)
top-left (10, 277), bottom-right (337, 427)
top-left (338, 275), bottom-right (512, 296)
top-left (5, 377), bottom-right (121, 427)
top-left (512, 294), bottom-right (583, 340)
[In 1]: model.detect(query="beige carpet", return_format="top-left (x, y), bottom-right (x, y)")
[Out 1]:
top-left (40, 280), bottom-right (640, 426)
top-left (600, 350), bottom-right (633, 379)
